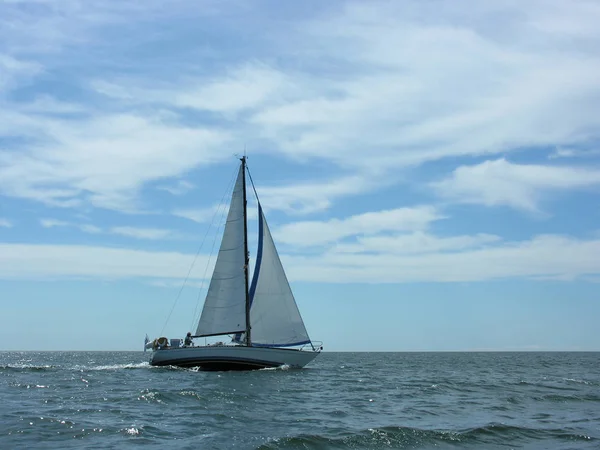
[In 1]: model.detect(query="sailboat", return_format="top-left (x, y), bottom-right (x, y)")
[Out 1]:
top-left (147, 157), bottom-right (322, 370)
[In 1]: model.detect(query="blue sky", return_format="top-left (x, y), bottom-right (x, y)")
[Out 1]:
top-left (1, 0), bottom-right (600, 351)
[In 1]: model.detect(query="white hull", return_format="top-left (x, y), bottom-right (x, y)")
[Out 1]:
top-left (149, 345), bottom-right (320, 370)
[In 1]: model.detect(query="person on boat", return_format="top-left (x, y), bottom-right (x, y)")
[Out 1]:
top-left (184, 332), bottom-right (193, 347)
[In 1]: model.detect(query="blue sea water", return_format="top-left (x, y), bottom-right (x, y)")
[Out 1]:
top-left (1, 351), bottom-right (598, 449)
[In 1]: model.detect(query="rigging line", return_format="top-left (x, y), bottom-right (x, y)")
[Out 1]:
top-left (189, 165), bottom-right (240, 331)
top-left (159, 165), bottom-right (239, 336)
top-left (244, 161), bottom-right (260, 202)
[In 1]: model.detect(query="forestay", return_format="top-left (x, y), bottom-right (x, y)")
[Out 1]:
top-left (195, 166), bottom-right (247, 337)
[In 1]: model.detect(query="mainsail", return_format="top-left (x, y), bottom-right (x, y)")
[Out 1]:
top-left (195, 166), bottom-right (247, 337)
top-left (236, 204), bottom-right (312, 347)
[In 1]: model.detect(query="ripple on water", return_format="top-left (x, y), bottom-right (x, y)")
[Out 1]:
top-left (1, 351), bottom-right (600, 449)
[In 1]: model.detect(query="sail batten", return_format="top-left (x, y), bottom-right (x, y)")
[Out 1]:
top-left (195, 165), bottom-right (247, 337)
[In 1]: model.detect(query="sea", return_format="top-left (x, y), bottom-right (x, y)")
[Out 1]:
top-left (1, 351), bottom-right (598, 449)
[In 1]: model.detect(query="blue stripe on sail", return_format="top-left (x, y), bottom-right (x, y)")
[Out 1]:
top-left (251, 340), bottom-right (312, 348)
top-left (248, 203), bottom-right (264, 304)
top-left (233, 203), bottom-right (264, 343)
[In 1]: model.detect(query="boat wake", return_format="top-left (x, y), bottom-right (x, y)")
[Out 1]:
top-left (1, 364), bottom-right (55, 372)
top-left (1, 361), bottom-right (155, 372)
top-left (260, 364), bottom-right (291, 371)
top-left (83, 362), bottom-right (151, 371)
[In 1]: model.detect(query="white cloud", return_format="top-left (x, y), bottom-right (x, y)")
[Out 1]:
top-left (431, 158), bottom-right (600, 211)
top-left (0, 243), bottom-right (213, 280)
top-left (79, 224), bottom-right (102, 234)
top-left (91, 80), bottom-right (136, 100)
top-left (40, 219), bottom-right (171, 239)
top-left (243, 1), bottom-right (600, 170)
top-left (90, 62), bottom-right (294, 117)
top-left (0, 54), bottom-right (42, 93)
top-left (548, 146), bottom-right (600, 159)
top-left (40, 219), bottom-right (101, 234)
top-left (157, 180), bottom-right (195, 196)
top-left (18, 95), bottom-right (85, 115)
top-left (283, 234), bottom-right (600, 283)
top-left (334, 232), bottom-right (500, 255)
top-left (148, 279), bottom-right (206, 289)
top-left (172, 206), bottom-right (224, 224)
top-left (548, 147), bottom-right (578, 159)
top-left (0, 0), bottom-right (211, 57)
top-left (1, 234), bottom-right (599, 283)
top-left (0, 113), bottom-right (230, 211)
top-left (171, 176), bottom-right (376, 223)
top-left (2, 0), bottom-right (600, 220)
top-left (0, 218), bottom-right (13, 228)
top-left (109, 227), bottom-right (175, 240)
top-left (275, 206), bottom-right (443, 247)
top-left (63, 0), bottom-right (600, 216)
top-left (40, 219), bottom-right (69, 228)
top-left (173, 64), bottom-right (289, 114)
top-left (255, 173), bottom-right (388, 215)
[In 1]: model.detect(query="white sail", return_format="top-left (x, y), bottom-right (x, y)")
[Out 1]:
top-left (245, 205), bottom-right (311, 347)
top-left (195, 166), bottom-right (247, 337)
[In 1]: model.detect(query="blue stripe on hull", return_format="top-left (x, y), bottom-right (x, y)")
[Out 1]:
top-left (150, 355), bottom-right (281, 371)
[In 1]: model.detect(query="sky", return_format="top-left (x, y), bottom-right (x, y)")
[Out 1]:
top-left (1, 0), bottom-right (600, 352)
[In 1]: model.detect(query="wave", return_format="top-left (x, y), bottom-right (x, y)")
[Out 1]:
top-left (534, 393), bottom-right (600, 403)
top-left (82, 362), bottom-right (150, 371)
top-left (256, 424), bottom-right (597, 449)
top-left (564, 378), bottom-right (598, 386)
top-left (1, 362), bottom-right (153, 372)
top-left (0, 364), bottom-right (56, 372)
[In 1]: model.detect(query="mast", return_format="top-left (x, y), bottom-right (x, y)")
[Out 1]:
top-left (241, 156), bottom-right (252, 346)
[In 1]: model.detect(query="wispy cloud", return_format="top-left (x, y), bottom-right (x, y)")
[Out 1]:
top-left (275, 206), bottom-right (443, 247)
top-left (0, 113), bottom-right (230, 211)
top-left (79, 224), bottom-right (102, 234)
top-left (173, 201), bottom-right (258, 223)
top-left (431, 158), bottom-right (600, 212)
top-left (40, 219), bottom-right (70, 228)
top-left (244, 0), bottom-right (600, 171)
top-left (0, 218), bottom-right (13, 228)
top-left (41, 218), bottom-right (101, 234)
top-left (109, 227), bottom-right (176, 240)
top-left (40, 219), bottom-right (176, 240)
top-left (2, 0), bottom-right (600, 217)
top-left (1, 0), bottom-right (600, 294)
top-left (148, 279), bottom-right (207, 289)
top-left (283, 234), bottom-right (600, 283)
top-left (1, 234), bottom-right (599, 283)
top-left (172, 206), bottom-right (224, 224)
top-left (18, 95), bottom-right (86, 115)
top-left (172, 63), bottom-right (289, 114)
top-left (256, 174), bottom-right (387, 215)
top-left (157, 180), bottom-right (195, 196)
top-left (548, 146), bottom-right (600, 159)
top-left (0, 243), bottom-right (214, 280)
top-left (334, 232), bottom-right (501, 255)
top-left (0, 54), bottom-right (42, 93)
